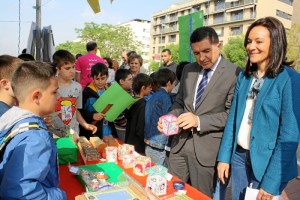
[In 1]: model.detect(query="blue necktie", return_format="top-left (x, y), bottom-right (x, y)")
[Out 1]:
top-left (195, 69), bottom-right (210, 107)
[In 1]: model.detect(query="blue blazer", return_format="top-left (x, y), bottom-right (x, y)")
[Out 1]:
top-left (218, 66), bottom-right (300, 195)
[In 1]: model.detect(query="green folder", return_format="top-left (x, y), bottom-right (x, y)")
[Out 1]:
top-left (92, 82), bottom-right (137, 122)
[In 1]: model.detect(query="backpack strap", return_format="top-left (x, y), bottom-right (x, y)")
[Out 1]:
top-left (0, 122), bottom-right (43, 151)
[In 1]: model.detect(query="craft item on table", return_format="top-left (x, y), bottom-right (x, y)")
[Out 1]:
top-left (77, 137), bottom-right (101, 164)
top-left (54, 136), bottom-right (78, 164)
top-left (90, 136), bottom-right (107, 153)
top-left (118, 144), bottom-right (135, 160)
top-left (122, 154), bottom-right (135, 169)
top-left (146, 165), bottom-right (168, 196)
top-left (107, 137), bottom-right (120, 147)
top-left (79, 169), bottom-right (110, 192)
top-left (161, 114), bottom-right (179, 136)
top-left (105, 146), bottom-right (118, 163)
top-left (133, 155), bottom-right (151, 176)
top-left (173, 181), bottom-right (185, 190)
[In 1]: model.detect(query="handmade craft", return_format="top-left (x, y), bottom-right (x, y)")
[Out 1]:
top-left (105, 146), bottom-right (118, 163)
top-left (161, 114), bottom-right (179, 136)
top-left (133, 155), bottom-right (151, 176)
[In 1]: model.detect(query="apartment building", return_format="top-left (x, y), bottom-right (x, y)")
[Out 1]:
top-left (149, 0), bottom-right (297, 61)
top-left (119, 19), bottom-right (151, 62)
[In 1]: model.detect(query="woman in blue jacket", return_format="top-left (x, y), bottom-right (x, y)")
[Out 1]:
top-left (217, 17), bottom-right (300, 200)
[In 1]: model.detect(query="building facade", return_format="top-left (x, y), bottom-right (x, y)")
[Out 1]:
top-left (119, 19), bottom-right (151, 63)
top-left (149, 0), bottom-right (297, 61)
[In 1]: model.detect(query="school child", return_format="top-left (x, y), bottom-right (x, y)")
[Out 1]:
top-left (125, 73), bottom-right (152, 155)
top-left (51, 50), bottom-right (97, 138)
top-left (79, 63), bottom-right (117, 140)
top-left (0, 61), bottom-right (66, 199)
top-left (113, 69), bottom-right (133, 142)
top-left (0, 55), bottom-right (23, 116)
top-left (144, 68), bottom-right (176, 165)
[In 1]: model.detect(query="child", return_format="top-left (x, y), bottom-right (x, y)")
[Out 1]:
top-left (51, 50), bottom-right (97, 138)
top-left (79, 63), bottom-right (117, 140)
top-left (128, 54), bottom-right (143, 77)
top-left (125, 73), bottom-right (152, 155)
top-left (0, 61), bottom-right (66, 199)
top-left (0, 55), bottom-right (23, 116)
top-left (144, 68), bottom-right (176, 165)
top-left (114, 69), bottom-right (133, 142)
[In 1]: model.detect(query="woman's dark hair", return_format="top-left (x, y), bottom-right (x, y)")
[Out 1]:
top-left (103, 57), bottom-right (113, 68)
top-left (244, 17), bottom-right (293, 78)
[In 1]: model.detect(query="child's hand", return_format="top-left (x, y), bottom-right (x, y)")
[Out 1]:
top-left (43, 115), bottom-right (54, 128)
top-left (93, 113), bottom-right (105, 121)
top-left (84, 123), bottom-right (97, 134)
top-left (157, 117), bottom-right (164, 133)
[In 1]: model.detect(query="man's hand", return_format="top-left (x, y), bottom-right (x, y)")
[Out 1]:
top-left (257, 188), bottom-right (274, 200)
top-left (176, 112), bottom-right (198, 130)
top-left (217, 162), bottom-right (230, 184)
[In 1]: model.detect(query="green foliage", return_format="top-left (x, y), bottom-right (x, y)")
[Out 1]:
top-left (149, 61), bottom-right (160, 72)
top-left (222, 36), bottom-right (247, 68)
top-left (165, 43), bottom-right (179, 64)
top-left (56, 41), bottom-right (85, 55)
top-left (287, 23), bottom-right (300, 71)
top-left (75, 22), bottom-right (142, 59)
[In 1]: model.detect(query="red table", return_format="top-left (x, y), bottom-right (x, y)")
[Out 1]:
top-left (59, 153), bottom-right (211, 200)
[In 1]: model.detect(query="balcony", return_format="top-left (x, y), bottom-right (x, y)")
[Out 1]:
top-left (225, 0), bottom-right (257, 9)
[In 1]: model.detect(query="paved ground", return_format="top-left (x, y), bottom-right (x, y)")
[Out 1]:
top-left (225, 166), bottom-right (300, 200)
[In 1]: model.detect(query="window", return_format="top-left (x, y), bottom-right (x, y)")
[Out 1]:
top-left (153, 37), bottom-right (156, 44)
top-left (159, 36), bottom-right (165, 44)
top-left (169, 35), bottom-right (176, 43)
top-left (214, 0), bottom-right (225, 11)
top-left (250, 7), bottom-right (256, 18)
top-left (231, 10), bottom-right (243, 21)
top-left (152, 47), bottom-right (155, 54)
top-left (170, 13), bottom-right (178, 22)
top-left (160, 16), bottom-right (166, 24)
top-left (230, 26), bottom-right (243, 35)
top-left (213, 13), bottom-right (225, 24)
top-left (170, 22), bottom-right (177, 32)
top-left (278, 0), bottom-right (293, 5)
top-left (215, 27), bottom-right (224, 37)
top-left (276, 9), bottom-right (292, 20)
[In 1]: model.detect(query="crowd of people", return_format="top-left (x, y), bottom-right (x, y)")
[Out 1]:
top-left (0, 16), bottom-right (299, 200)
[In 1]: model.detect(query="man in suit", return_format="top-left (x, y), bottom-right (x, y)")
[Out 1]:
top-left (158, 27), bottom-right (241, 198)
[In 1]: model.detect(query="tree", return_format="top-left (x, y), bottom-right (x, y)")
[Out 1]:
top-left (75, 22), bottom-right (142, 59)
top-left (287, 23), bottom-right (300, 71)
top-left (149, 61), bottom-right (160, 72)
top-left (222, 36), bottom-right (247, 68)
top-left (56, 41), bottom-right (85, 55)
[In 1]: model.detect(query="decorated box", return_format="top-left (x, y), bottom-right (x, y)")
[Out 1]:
top-left (146, 165), bottom-right (168, 196)
top-left (77, 137), bottom-right (101, 165)
top-left (122, 154), bottom-right (135, 169)
top-left (105, 146), bottom-right (118, 163)
top-left (54, 136), bottom-right (78, 165)
top-left (118, 144), bottom-right (135, 161)
top-left (133, 155), bottom-right (151, 176)
top-left (161, 114), bottom-right (179, 136)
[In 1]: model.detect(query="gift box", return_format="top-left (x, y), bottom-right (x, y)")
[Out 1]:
top-left (77, 137), bottom-right (101, 165)
top-left (105, 146), bottom-right (118, 163)
top-left (161, 114), bottom-right (179, 136)
top-left (54, 136), bottom-right (78, 165)
top-left (122, 154), bottom-right (135, 169)
top-left (133, 155), bottom-right (151, 176)
top-left (146, 165), bottom-right (168, 196)
top-left (118, 144), bottom-right (135, 160)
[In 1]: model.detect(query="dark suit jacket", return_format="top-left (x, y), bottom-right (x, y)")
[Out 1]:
top-left (170, 57), bottom-right (241, 167)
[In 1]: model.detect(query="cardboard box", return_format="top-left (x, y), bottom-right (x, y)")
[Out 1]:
top-left (55, 137), bottom-right (78, 165)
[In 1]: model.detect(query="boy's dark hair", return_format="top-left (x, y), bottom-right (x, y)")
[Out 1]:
top-left (132, 73), bottom-right (152, 94)
top-left (115, 69), bottom-right (131, 83)
top-left (103, 57), bottom-right (113, 68)
top-left (0, 55), bottom-right (23, 80)
top-left (12, 61), bottom-right (55, 103)
top-left (91, 63), bottom-right (108, 78)
top-left (176, 61), bottom-right (190, 81)
top-left (52, 49), bottom-right (75, 69)
top-left (75, 53), bottom-right (82, 59)
top-left (17, 53), bottom-right (35, 61)
top-left (190, 26), bottom-right (219, 44)
top-left (86, 41), bottom-right (97, 52)
top-left (154, 68), bottom-right (176, 87)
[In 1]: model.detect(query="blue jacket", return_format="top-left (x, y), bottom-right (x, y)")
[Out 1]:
top-left (144, 88), bottom-right (172, 149)
top-left (217, 67), bottom-right (300, 195)
top-left (0, 106), bottom-right (66, 199)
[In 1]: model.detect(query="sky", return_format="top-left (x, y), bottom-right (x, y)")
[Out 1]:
top-left (0, 0), bottom-right (177, 56)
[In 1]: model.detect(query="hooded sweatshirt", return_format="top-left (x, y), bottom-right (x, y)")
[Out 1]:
top-left (0, 106), bottom-right (66, 199)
